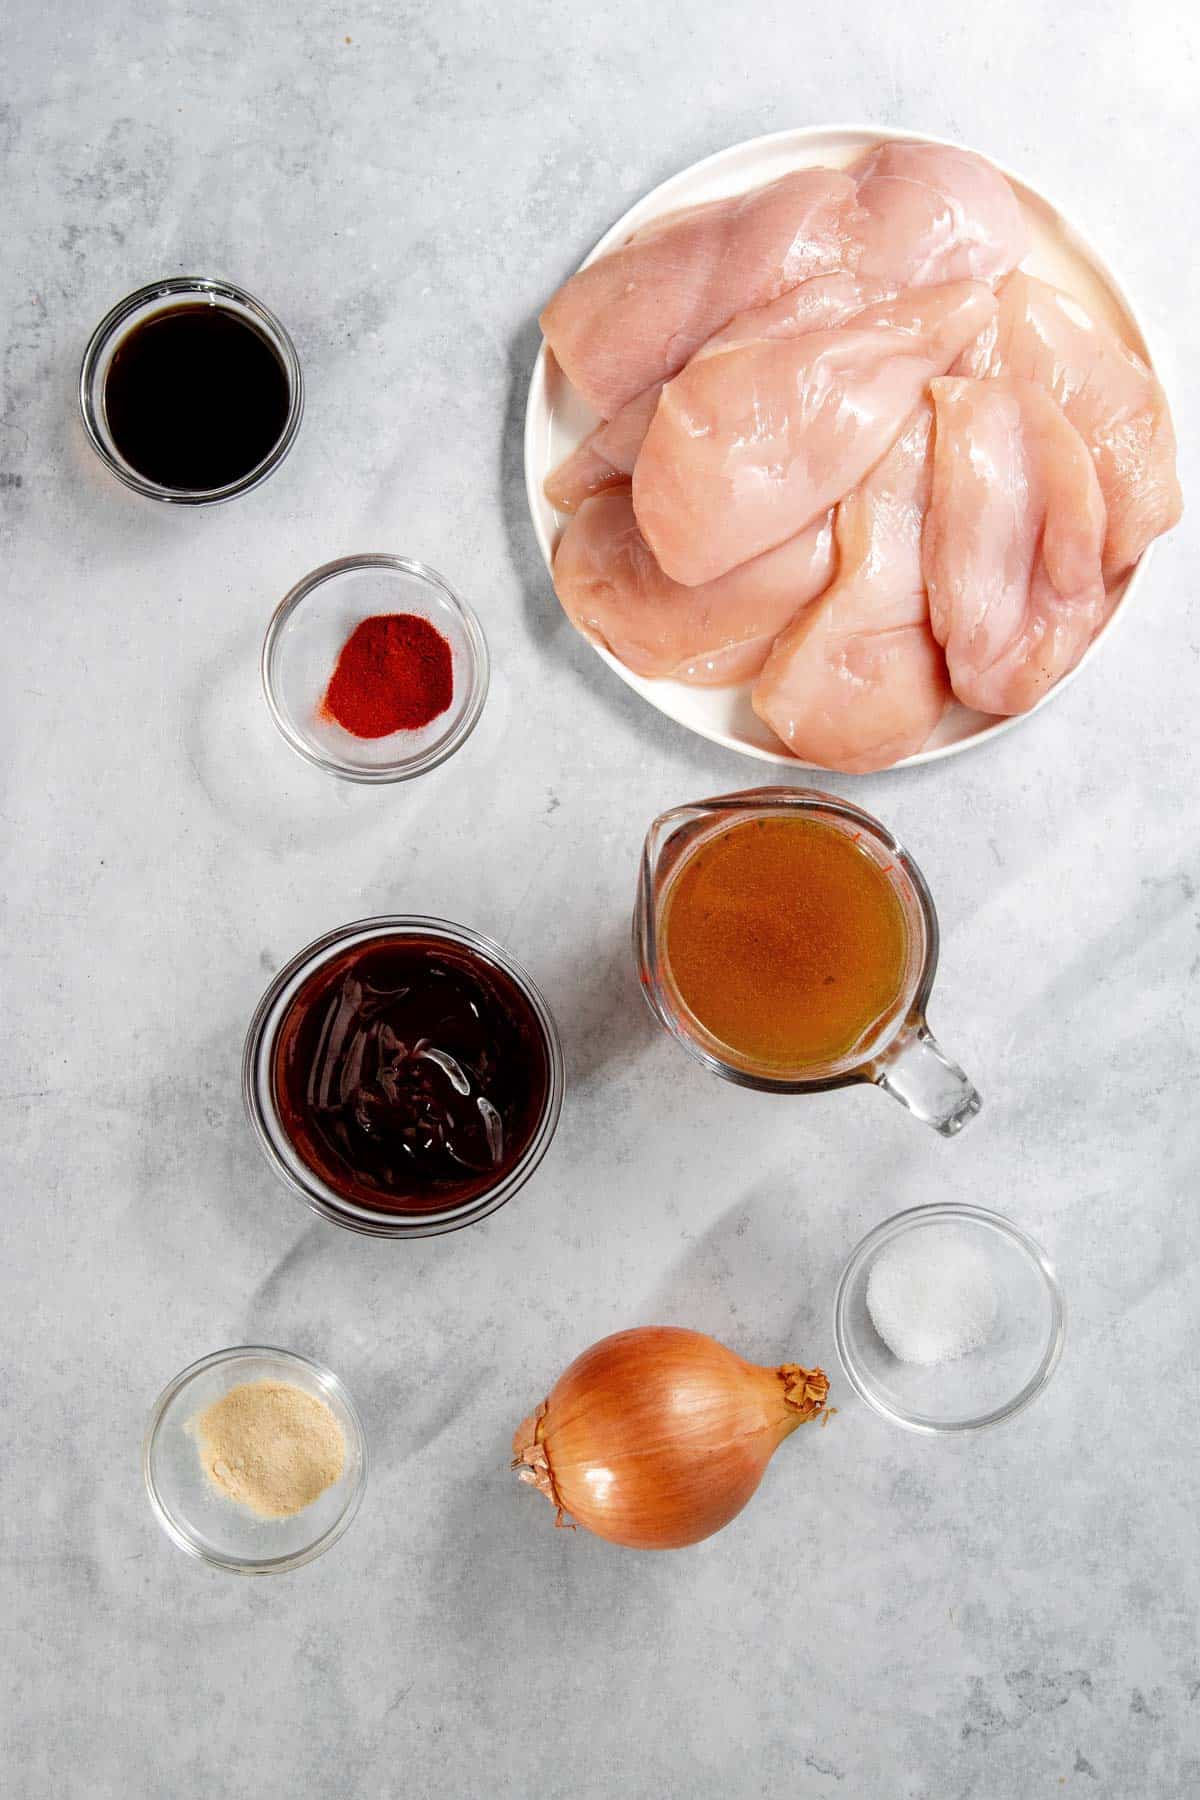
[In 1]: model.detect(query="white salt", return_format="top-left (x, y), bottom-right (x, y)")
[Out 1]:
top-left (866, 1230), bottom-right (998, 1366)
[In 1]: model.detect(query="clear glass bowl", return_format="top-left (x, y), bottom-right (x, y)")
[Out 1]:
top-left (834, 1204), bottom-right (1065, 1433)
top-left (261, 555), bottom-right (489, 782)
top-left (243, 916), bottom-right (565, 1237)
top-left (143, 1346), bottom-right (367, 1573)
top-left (79, 276), bottom-right (303, 503)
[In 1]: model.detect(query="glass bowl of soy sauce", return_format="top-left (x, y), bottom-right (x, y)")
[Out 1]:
top-left (79, 276), bottom-right (303, 503)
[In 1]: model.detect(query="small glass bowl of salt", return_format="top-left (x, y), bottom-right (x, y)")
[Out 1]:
top-left (834, 1204), bottom-right (1064, 1433)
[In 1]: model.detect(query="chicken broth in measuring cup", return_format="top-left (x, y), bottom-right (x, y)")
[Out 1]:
top-left (659, 814), bottom-right (910, 1075)
top-left (636, 789), bottom-right (980, 1135)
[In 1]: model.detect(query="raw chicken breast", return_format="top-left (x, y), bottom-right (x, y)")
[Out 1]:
top-left (552, 488), bottom-right (835, 685)
top-left (634, 281), bottom-right (997, 587)
top-left (700, 268), bottom-right (899, 350)
top-left (923, 375), bottom-right (1108, 715)
top-left (752, 404), bottom-right (950, 773)
top-left (848, 140), bottom-right (1028, 287)
top-left (544, 271), bottom-right (892, 513)
top-left (955, 270), bottom-right (1181, 580)
top-left (544, 384), bottom-right (665, 513)
top-left (540, 168), bottom-right (860, 416)
top-left (539, 140), bottom-right (1025, 422)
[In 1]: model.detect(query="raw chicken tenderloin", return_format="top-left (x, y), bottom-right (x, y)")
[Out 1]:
top-left (544, 272), bottom-right (894, 513)
top-left (847, 140), bottom-right (1028, 286)
top-left (752, 403), bottom-right (950, 774)
top-left (540, 168), bottom-right (860, 417)
top-left (552, 488), bottom-right (835, 685)
top-left (923, 375), bottom-right (1108, 716)
top-left (634, 281), bottom-right (997, 588)
top-left (955, 270), bottom-right (1182, 580)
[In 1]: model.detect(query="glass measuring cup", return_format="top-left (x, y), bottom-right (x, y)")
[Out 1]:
top-left (633, 788), bottom-right (981, 1136)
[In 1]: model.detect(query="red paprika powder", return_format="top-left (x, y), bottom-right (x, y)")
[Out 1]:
top-left (322, 613), bottom-right (454, 738)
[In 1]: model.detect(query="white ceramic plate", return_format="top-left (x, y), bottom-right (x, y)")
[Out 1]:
top-left (524, 125), bottom-right (1161, 770)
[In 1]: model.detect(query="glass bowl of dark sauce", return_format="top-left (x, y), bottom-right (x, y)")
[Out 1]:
top-left (244, 918), bottom-right (565, 1237)
top-left (80, 277), bottom-right (302, 503)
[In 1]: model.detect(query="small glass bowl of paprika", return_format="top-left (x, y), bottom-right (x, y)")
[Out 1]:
top-left (262, 554), bottom-right (489, 782)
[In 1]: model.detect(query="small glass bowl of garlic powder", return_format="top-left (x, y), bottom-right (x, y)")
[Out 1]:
top-left (834, 1204), bottom-right (1065, 1433)
top-left (144, 1346), bottom-right (367, 1572)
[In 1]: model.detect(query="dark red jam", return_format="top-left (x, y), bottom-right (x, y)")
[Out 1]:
top-left (272, 935), bottom-right (552, 1213)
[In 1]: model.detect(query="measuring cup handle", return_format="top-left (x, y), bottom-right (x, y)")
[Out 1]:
top-left (871, 1021), bottom-right (981, 1137)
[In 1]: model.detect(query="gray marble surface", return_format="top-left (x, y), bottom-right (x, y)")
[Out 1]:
top-left (3, 1), bottom-right (1198, 1794)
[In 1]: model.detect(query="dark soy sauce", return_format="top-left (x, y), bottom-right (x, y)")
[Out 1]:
top-left (272, 936), bottom-right (553, 1214)
top-left (103, 306), bottom-right (290, 491)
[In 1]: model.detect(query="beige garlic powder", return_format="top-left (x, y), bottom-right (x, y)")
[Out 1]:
top-left (194, 1380), bottom-right (345, 1519)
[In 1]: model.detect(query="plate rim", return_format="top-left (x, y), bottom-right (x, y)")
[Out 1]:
top-left (523, 121), bottom-right (1162, 772)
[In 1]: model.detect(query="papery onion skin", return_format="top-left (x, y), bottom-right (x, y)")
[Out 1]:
top-left (513, 1327), bottom-right (828, 1550)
